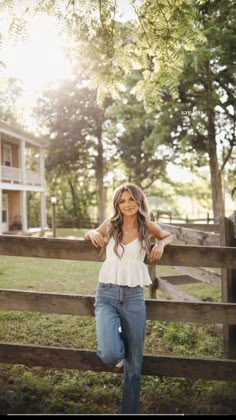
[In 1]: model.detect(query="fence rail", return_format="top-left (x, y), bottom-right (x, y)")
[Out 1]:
top-left (1, 288), bottom-right (236, 324)
top-left (0, 235), bottom-right (236, 268)
top-left (1, 342), bottom-right (236, 381)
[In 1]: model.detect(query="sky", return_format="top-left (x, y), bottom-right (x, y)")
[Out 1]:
top-left (116, 0), bottom-right (139, 21)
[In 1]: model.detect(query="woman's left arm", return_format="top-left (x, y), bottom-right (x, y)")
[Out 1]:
top-left (148, 221), bottom-right (173, 262)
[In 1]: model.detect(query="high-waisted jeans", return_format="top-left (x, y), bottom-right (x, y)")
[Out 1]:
top-left (94, 283), bottom-right (146, 414)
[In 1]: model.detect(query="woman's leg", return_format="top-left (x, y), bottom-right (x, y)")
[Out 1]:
top-left (119, 287), bottom-right (146, 414)
top-left (95, 284), bottom-right (125, 365)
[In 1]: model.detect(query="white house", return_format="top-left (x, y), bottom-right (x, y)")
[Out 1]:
top-left (0, 120), bottom-right (47, 234)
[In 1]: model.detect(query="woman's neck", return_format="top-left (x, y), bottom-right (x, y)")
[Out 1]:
top-left (122, 215), bottom-right (138, 229)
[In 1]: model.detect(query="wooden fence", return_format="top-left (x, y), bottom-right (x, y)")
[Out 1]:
top-left (149, 217), bottom-right (236, 359)
top-left (155, 220), bottom-right (221, 299)
top-left (155, 210), bottom-right (214, 224)
top-left (0, 217), bottom-right (236, 381)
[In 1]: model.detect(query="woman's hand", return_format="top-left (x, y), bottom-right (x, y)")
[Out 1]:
top-left (149, 243), bottom-right (165, 262)
top-left (85, 230), bottom-right (105, 248)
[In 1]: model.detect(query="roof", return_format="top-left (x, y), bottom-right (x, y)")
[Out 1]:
top-left (0, 120), bottom-right (48, 148)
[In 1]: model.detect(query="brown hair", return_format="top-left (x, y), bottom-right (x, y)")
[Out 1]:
top-left (106, 183), bottom-right (151, 258)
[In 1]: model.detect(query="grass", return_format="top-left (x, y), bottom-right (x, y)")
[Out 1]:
top-left (0, 228), bottom-right (235, 414)
top-left (0, 256), bottom-right (101, 295)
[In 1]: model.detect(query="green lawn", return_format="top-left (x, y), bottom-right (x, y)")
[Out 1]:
top-left (33, 227), bottom-right (88, 239)
top-left (0, 256), bottom-right (101, 295)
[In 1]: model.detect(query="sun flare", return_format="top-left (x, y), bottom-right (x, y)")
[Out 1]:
top-left (2, 13), bottom-right (73, 91)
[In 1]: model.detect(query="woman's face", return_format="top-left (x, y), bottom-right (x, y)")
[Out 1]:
top-left (118, 190), bottom-right (139, 217)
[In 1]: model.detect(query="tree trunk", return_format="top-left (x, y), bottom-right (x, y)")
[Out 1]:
top-left (68, 178), bottom-right (79, 219)
top-left (96, 130), bottom-right (105, 224)
top-left (207, 108), bottom-right (225, 222)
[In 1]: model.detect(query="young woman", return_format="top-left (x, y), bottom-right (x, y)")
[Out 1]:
top-left (84, 183), bottom-right (173, 414)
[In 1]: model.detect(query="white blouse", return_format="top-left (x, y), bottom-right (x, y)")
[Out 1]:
top-left (98, 236), bottom-right (152, 288)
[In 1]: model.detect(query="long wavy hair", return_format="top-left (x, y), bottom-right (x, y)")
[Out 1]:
top-left (105, 183), bottom-right (152, 258)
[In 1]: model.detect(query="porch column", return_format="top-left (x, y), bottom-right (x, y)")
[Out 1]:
top-left (0, 189), bottom-right (2, 235)
top-left (39, 147), bottom-right (45, 187)
top-left (20, 140), bottom-right (27, 233)
top-left (39, 147), bottom-right (47, 233)
top-left (21, 190), bottom-right (27, 233)
top-left (0, 133), bottom-right (2, 183)
top-left (20, 140), bottom-right (26, 184)
top-left (40, 191), bottom-right (47, 233)
top-left (0, 134), bottom-right (2, 234)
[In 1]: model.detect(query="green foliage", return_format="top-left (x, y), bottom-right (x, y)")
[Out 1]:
top-left (53, 0), bottom-right (206, 108)
top-left (145, 320), bottom-right (223, 358)
top-left (35, 79), bottom-right (111, 222)
top-left (0, 78), bottom-right (24, 124)
top-left (106, 75), bottom-right (169, 189)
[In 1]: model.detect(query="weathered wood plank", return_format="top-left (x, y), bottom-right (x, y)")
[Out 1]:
top-left (0, 289), bottom-right (95, 316)
top-left (147, 300), bottom-right (236, 323)
top-left (167, 223), bottom-right (220, 233)
top-left (143, 353), bottom-right (236, 380)
top-left (173, 266), bottom-right (221, 288)
top-left (220, 217), bottom-right (236, 359)
top-left (0, 342), bottom-right (236, 381)
top-left (171, 223), bottom-right (236, 235)
top-left (157, 276), bottom-right (201, 302)
top-left (156, 244), bottom-right (236, 269)
top-left (148, 217), bottom-right (157, 299)
top-left (160, 223), bottom-right (219, 246)
top-left (0, 235), bottom-right (103, 262)
top-left (160, 275), bottom-right (201, 285)
top-left (0, 236), bottom-right (236, 268)
top-left (1, 289), bottom-right (236, 324)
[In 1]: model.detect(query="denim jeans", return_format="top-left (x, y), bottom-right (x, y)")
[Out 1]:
top-left (94, 282), bottom-right (146, 414)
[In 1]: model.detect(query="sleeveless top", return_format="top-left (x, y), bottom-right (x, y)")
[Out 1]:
top-left (98, 236), bottom-right (152, 288)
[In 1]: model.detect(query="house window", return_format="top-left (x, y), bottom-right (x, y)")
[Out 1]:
top-left (4, 144), bottom-right (12, 167)
top-left (2, 210), bottom-right (7, 223)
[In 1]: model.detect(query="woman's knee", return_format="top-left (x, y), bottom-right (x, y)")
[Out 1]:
top-left (97, 349), bottom-right (123, 366)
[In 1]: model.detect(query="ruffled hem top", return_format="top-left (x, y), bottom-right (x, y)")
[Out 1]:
top-left (98, 237), bottom-right (152, 288)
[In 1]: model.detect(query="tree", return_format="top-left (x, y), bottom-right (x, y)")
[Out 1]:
top-left (35, 79), bottom-right (112, 223)
top-left (63, 0), bottom-right (205, 108)
top-left (0, 77), bottom-right (24, 124)
top-left (142, 0), bottom-right (236, 221)
top-left (107, 74), bottom-right (169, 189)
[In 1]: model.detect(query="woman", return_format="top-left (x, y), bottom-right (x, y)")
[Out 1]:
top-left (84, 183), bottom-right (172, 414)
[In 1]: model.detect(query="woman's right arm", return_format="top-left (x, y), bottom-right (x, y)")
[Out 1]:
top-left (84, 218), bottom-right (110, 248)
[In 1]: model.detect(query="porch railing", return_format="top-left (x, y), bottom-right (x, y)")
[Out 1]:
top-left (1, 165), bottom-right (42, 186)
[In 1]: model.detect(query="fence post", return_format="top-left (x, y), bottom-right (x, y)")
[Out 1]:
top-left (220, 217), bottom-right (236, 358)
top-left (207, 212), bottom-right (210, 224)
top-left (148, 212), bottom-right (157, 299)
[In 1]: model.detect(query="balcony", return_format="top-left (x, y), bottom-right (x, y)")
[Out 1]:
top-left (1, 165), bottom-right (42, 186)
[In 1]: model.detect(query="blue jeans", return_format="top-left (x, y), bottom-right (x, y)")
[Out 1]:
top-left (94, 283), bottom-right (146, 414)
